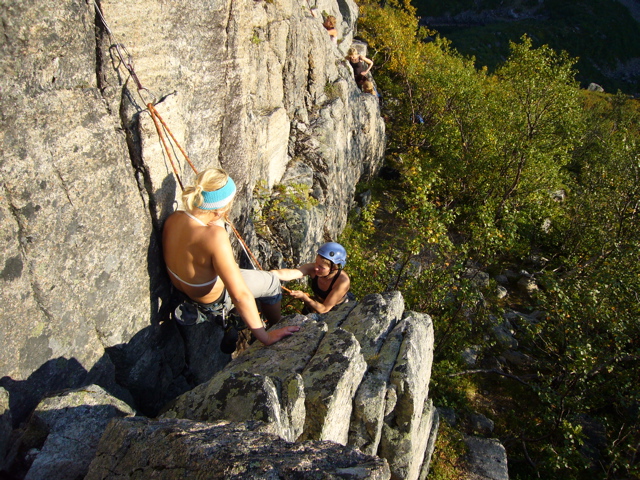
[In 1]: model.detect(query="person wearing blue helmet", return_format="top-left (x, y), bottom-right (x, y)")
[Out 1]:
top-left (271, 242), bottom-right (351, 314)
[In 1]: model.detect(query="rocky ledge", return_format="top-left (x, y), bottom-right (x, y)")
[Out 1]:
top-left (4, 292), bottom-right (438, 480)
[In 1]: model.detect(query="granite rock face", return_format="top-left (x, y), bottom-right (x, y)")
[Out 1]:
top-left (4, 293), bottom-right (437, 479)
top-left (8, 385), bottom-right (134, 480)
top-left (0, 0), bottom-right (385, 424)
top-left (86, 418), bottom-right (392, 480)
top-left (160, 292), bottom-right (437, 480)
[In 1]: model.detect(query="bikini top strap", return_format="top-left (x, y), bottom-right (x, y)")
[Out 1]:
top-left (184, 210), bottom-right (208, 227)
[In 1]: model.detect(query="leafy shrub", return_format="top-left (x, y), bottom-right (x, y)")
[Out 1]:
top-left (344, 1), bottom-right (640, 477)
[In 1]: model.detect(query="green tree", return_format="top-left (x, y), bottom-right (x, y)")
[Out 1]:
top-left (517, 92), bottom-right (640, 478)
top-left (429, 35), bottom-right (583, 259)
top-left (345, 2), bottom-right (639, 478)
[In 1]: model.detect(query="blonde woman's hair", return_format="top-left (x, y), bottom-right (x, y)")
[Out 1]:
top-left (182, 168), bottom-right (232, 213)
top-left (346, 47), bottom-right (358, 58)
top-left (362, 80), bottom-right (375, 94)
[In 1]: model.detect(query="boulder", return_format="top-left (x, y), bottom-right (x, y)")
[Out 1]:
top-left (464, 436), bottom-right (509, 480)
top-left (517, 275), bottom-right (539, 295)
top-left (348, 317), bottom-right (408, 455)
top-left (378, 311), bottom-right (435, 480)
top-left (470, 413), bottom-right (495, 436)
top-left (103, 321), bottom-right (192, 417)
top-left (463, 268), bottom-right (490, 289)
top-left (340, 291), bottom-right (405, 361)
top-left (492, 319), bottom-right (518, 350)
top-left (418, 407), bottom-right (440, 480)
top-left (160, 293), bottom-right (438, 480)
top-left (85, 418), bottom-right (391, 480)
top-left (161, 314), bottom-right (322, 442)
top-left (461, 346), bottom-right (479, 366)
top-left (496, 285), bottom-right (508, 299)
top-left (299, 327), bottom-right (367, 444)
top-left (21, 385), bottom-right (134, 480)
top-left (502, 349), bottom-right (535, 367)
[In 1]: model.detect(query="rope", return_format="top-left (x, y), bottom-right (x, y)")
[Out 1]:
top-left (93, 0), bottom-right (154, 105)
top-left (147, 104), bottom-right (198, 176)
top-left (147, 103), bottom-right (200, 192)
top-left (95, 2), bottom-right (195, 192)
top-left (93, 0), bottom-right (287, 286)
top-left (224, 216), bottom-right (262, 270)
top-left (147, 105), bottom-right (185, 190)
top-left (224, 215), bottom-right (292, 293)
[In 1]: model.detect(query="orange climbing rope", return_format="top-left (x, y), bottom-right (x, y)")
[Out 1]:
top-left (94, 0), bottom-right (293, 291)
top-left (147, 103), bottom-right (198, 190)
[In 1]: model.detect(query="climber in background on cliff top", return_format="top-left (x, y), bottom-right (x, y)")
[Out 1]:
top-left (162, 167), bottom-right (299, 350)
top-left (323, 15), bottom-right (338, 43)
top-left (346, 47), bottom-right (373, 88)
top-left (271, 242), bottom-right (352, 314)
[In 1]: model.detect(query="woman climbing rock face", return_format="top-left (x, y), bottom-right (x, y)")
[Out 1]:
top-left (346, 47), bottom-right (373, 88)
top-left (323, 15), bottom-right (338, 43)
top-left (271, 242), bottom-right (352, 314)
top-left (162, 167), bottom-right (299, 348)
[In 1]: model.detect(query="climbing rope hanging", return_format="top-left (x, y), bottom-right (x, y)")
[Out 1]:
top-left (93, 0), bottom-right (285, 281)
top-left (93, 0), bottom-right (153, 104)
top-left (147, 103), bottom-right (198, 191)
top-left (93, 0), bottom-right (194, 190)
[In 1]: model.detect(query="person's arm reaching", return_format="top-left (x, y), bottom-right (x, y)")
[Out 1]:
top-left (361, 55), bottom-right (374, 75)
top-left (288, 272), bottom-right (350, 314)
top-left (211, 229), bottom-right (298, 345)
top-left (271, 263), bottom-right (315, 281)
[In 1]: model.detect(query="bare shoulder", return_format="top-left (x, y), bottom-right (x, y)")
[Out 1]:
top-left (200, 223), bottom-right (229, 246)
top-left (201, 224), bottom-right (233, 269)
top-left (162, 212), bottom-right (184, 243)
top-left (163, 211), bottom-right (181, 229)
top-left (337, 270), bottom-right (351, 286)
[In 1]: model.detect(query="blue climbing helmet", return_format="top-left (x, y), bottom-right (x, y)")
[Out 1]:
top-left (317, 242), bottom-right (347, 267)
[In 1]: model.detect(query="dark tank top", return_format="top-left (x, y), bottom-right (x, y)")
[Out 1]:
top-left (310, 271), bottom-right (342, 300)
top-left (349, 58), bottom-right (367, 85)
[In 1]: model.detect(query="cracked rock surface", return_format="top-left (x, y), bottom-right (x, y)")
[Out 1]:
top-left (0, 0), bottom-right (385, 425)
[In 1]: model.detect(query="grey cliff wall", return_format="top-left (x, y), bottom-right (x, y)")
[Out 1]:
top-left (0, 0), bottom-right (385, 425)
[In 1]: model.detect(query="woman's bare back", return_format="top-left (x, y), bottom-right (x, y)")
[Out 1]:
top-left (162, 211), bottom-right (226, 304)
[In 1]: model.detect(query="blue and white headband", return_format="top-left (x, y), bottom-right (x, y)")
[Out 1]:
top-left (198, 177), bottom-right (237, 210)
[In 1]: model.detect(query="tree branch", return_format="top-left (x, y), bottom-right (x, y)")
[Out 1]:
top-left (447, 368), bottom-right (534, 386)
